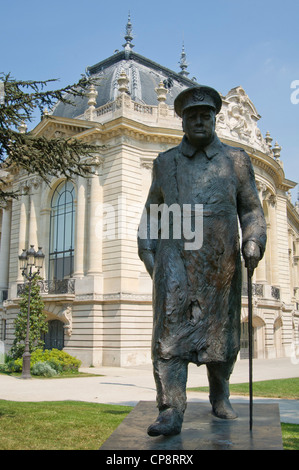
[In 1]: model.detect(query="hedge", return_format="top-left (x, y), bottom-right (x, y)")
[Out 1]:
top-left (2, 349), bottom-right (81, 374)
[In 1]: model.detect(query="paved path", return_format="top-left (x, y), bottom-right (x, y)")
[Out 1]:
top-left (0, 357), bottom-right (298, 424)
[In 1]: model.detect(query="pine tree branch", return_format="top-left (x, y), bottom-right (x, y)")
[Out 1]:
top-left (0, 73), bottom-right (103, 201)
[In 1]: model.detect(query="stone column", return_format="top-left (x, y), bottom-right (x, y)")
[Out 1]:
top-left (73, 176), bottom-right (86, 277)
top-left (87, 162), bottom-right (103, 275)
top-left (268, 195), bottom-right (279, 286)
top-left (295, 237), bottom-right (299, 292)
top-left (28, 178), bottom-right (41, 250)
top-left (0, 202), bottom-right (12, 291)
top-left (255, 182), bottom-right (267, 283)
top-left (17, 187), bottom-right (29, 282)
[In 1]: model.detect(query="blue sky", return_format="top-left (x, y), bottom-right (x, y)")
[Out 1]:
top-left (1, 0), bottom-right (298, 200)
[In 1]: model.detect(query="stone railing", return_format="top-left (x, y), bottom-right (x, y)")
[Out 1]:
top-left (93, 96), bottom-right (180, 124)
top-left (242, 283), bottom-right (281, 300)
top-left (271, 286), bottom-right (280, 300)
top-left (95, 98), bottom-right (156, 118)
top-left (242, 283), bottom-right (264, 297)
top-left (0, 289), bottom-right (8, 303)
top-left (17, 279), bottom-right (75, 297)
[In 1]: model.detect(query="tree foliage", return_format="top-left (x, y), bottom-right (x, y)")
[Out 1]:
top-left (10, 276), bottom-right (48, 359)
top-left (0, 73), bottom-right (101, 202)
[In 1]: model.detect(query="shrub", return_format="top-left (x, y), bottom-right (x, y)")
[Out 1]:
top-left (31, 349), bottom-right (82, 372)
top-left (4, 359), bottom-right (22, 373)
top-left (0, 363), bottom-right (9, 373)
top-left (31, 361), bottom-right (57, 377)
top-left (46, 360), bottom-right (63, 374)
top-left (3, 349), bottom-right (81, 374)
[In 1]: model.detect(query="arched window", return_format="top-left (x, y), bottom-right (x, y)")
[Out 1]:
top-left (49, 181), bottom-right (75, 280)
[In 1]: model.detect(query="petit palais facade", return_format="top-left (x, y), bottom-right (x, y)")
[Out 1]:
top-left (1, 24), bottom-right (299, 367)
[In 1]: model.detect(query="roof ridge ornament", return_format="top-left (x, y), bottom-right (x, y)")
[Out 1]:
top-left (123, 12), bottom-right (134, 58)
top-left (178, 42), bottom-right (189, 77)
top-left (118, 69), bottom-right (129, 94)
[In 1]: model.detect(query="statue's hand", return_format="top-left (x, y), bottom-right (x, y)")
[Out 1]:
top-left (141, 251), bottom-right (155, 278)
top-left (243, 240), bottom-right (261, 277)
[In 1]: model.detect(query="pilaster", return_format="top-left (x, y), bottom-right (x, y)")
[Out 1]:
top-left (0, 202), bottom-right (12, 290)
top-left (73, 176), bottom-right (87, 278)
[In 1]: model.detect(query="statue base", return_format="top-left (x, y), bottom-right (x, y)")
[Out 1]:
top-left (100, 401), bottom-right (283, 451)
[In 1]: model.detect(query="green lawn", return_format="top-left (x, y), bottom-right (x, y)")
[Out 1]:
top-left (188, 377), bottom-right (299, 399)
top-left (0, 399), bottom-right (298, 450)
top-left (0, 400), bottom-right (132, 450)
top-left (0, 377), bottom-right (298, 450)
top-left (188, 377), bottom-right (299, 450)
top-left (281, 423), bottom-right (299, 450)
top-left (0, 370), bottom-right (102, 379)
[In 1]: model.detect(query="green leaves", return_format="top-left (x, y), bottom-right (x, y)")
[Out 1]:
top-left (0, 73), bottom-right (102, 202)
top-left (11, 277), bottom-right (47, 359)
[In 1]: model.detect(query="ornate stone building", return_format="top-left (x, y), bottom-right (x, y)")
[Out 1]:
top-left (1, 19), bottom-right (299, 366)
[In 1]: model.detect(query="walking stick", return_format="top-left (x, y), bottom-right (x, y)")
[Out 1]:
top-left (247, 266), bottom-right (253, 431)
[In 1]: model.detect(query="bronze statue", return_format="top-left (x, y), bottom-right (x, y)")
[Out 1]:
top-left (138, 86), bottom-right (267, 437)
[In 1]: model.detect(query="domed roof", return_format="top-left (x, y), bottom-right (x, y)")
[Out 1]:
top-left (52, 17), bottom-right (198, 119)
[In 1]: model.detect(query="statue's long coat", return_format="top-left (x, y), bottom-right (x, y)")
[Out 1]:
top-left (138, 135), bottom-right (267, 365)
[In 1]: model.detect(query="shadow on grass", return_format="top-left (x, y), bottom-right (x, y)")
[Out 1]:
top-left (102, 409), bottom-right (131, 415)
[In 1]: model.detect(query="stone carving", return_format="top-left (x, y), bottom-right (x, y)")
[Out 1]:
top-left (58, 304), bottom-right (73, 336)
top-left (216, 86), bottom-right (271, 156)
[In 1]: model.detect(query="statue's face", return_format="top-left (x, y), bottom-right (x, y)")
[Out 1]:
top-left (182, 106), bottom-right (216, 148)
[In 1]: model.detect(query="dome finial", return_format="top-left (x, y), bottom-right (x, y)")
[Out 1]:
top-left (123, 12), bottom-right (134, 57)
top-left (178, 41), bottom-right (189, 77)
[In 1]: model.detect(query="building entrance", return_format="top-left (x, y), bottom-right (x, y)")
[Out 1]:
top-left (240, 321), bottom-right (257, 359)
top-left (43, 320), bottom-right (64, 350)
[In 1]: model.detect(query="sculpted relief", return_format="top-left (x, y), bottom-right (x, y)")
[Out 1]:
top-left (216, 86), bottom-right (272, 156)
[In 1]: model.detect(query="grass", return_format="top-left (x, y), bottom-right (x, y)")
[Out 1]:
top-left (188, 377), bottom-right (299, 399)
top-left (0, 400), bottom-right (133, 450)
top-left (0, 399), bottom-right (297, 450)
top-left (188, 377), bottom-right (299, 400)
top-left (281, 423), bottom-right (299, 450)
top-left (188, 377), bottom-right (299, 450)
top-left (0, 369), bottom-right (103, 379)
top-left (0, 378), bottom-right (298, 450)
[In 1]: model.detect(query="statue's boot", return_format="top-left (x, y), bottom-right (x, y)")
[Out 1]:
top-left (206, 361), bottom-right (238, 419)
top-left (147, 408), bottom-right (183, 436)
top-left (149, 358), bottom-right (187, 436)
top-left (210, 396), bottom-right (238, 419)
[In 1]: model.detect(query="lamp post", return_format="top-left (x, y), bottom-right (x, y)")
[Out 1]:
top-left (18, 246), bottom-right (45, 379)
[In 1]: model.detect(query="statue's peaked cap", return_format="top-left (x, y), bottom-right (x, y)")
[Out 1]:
top-left (174, 85), bottom-right (222, 117)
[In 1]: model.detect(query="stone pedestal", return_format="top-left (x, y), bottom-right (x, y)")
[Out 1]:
top-left (100, 401), bottom-right (283, 451)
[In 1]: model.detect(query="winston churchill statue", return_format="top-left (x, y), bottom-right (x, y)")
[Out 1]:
top-left (138, 85), bottom-right (267, 437)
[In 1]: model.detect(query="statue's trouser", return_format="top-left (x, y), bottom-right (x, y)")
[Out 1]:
top-left (153, 356), bottom-right (237, 415)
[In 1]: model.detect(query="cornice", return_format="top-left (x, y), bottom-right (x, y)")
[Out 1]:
top-left (74, 292), bottom-right (152, 304)
top-left (101, 116), bottom-right (183, 144)
top-left (31, 115), bottom-right (295, 193)
top-left (32, 114), bottom-right (183, 146)
top-left (31, 115), bottom-right (93, 137)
